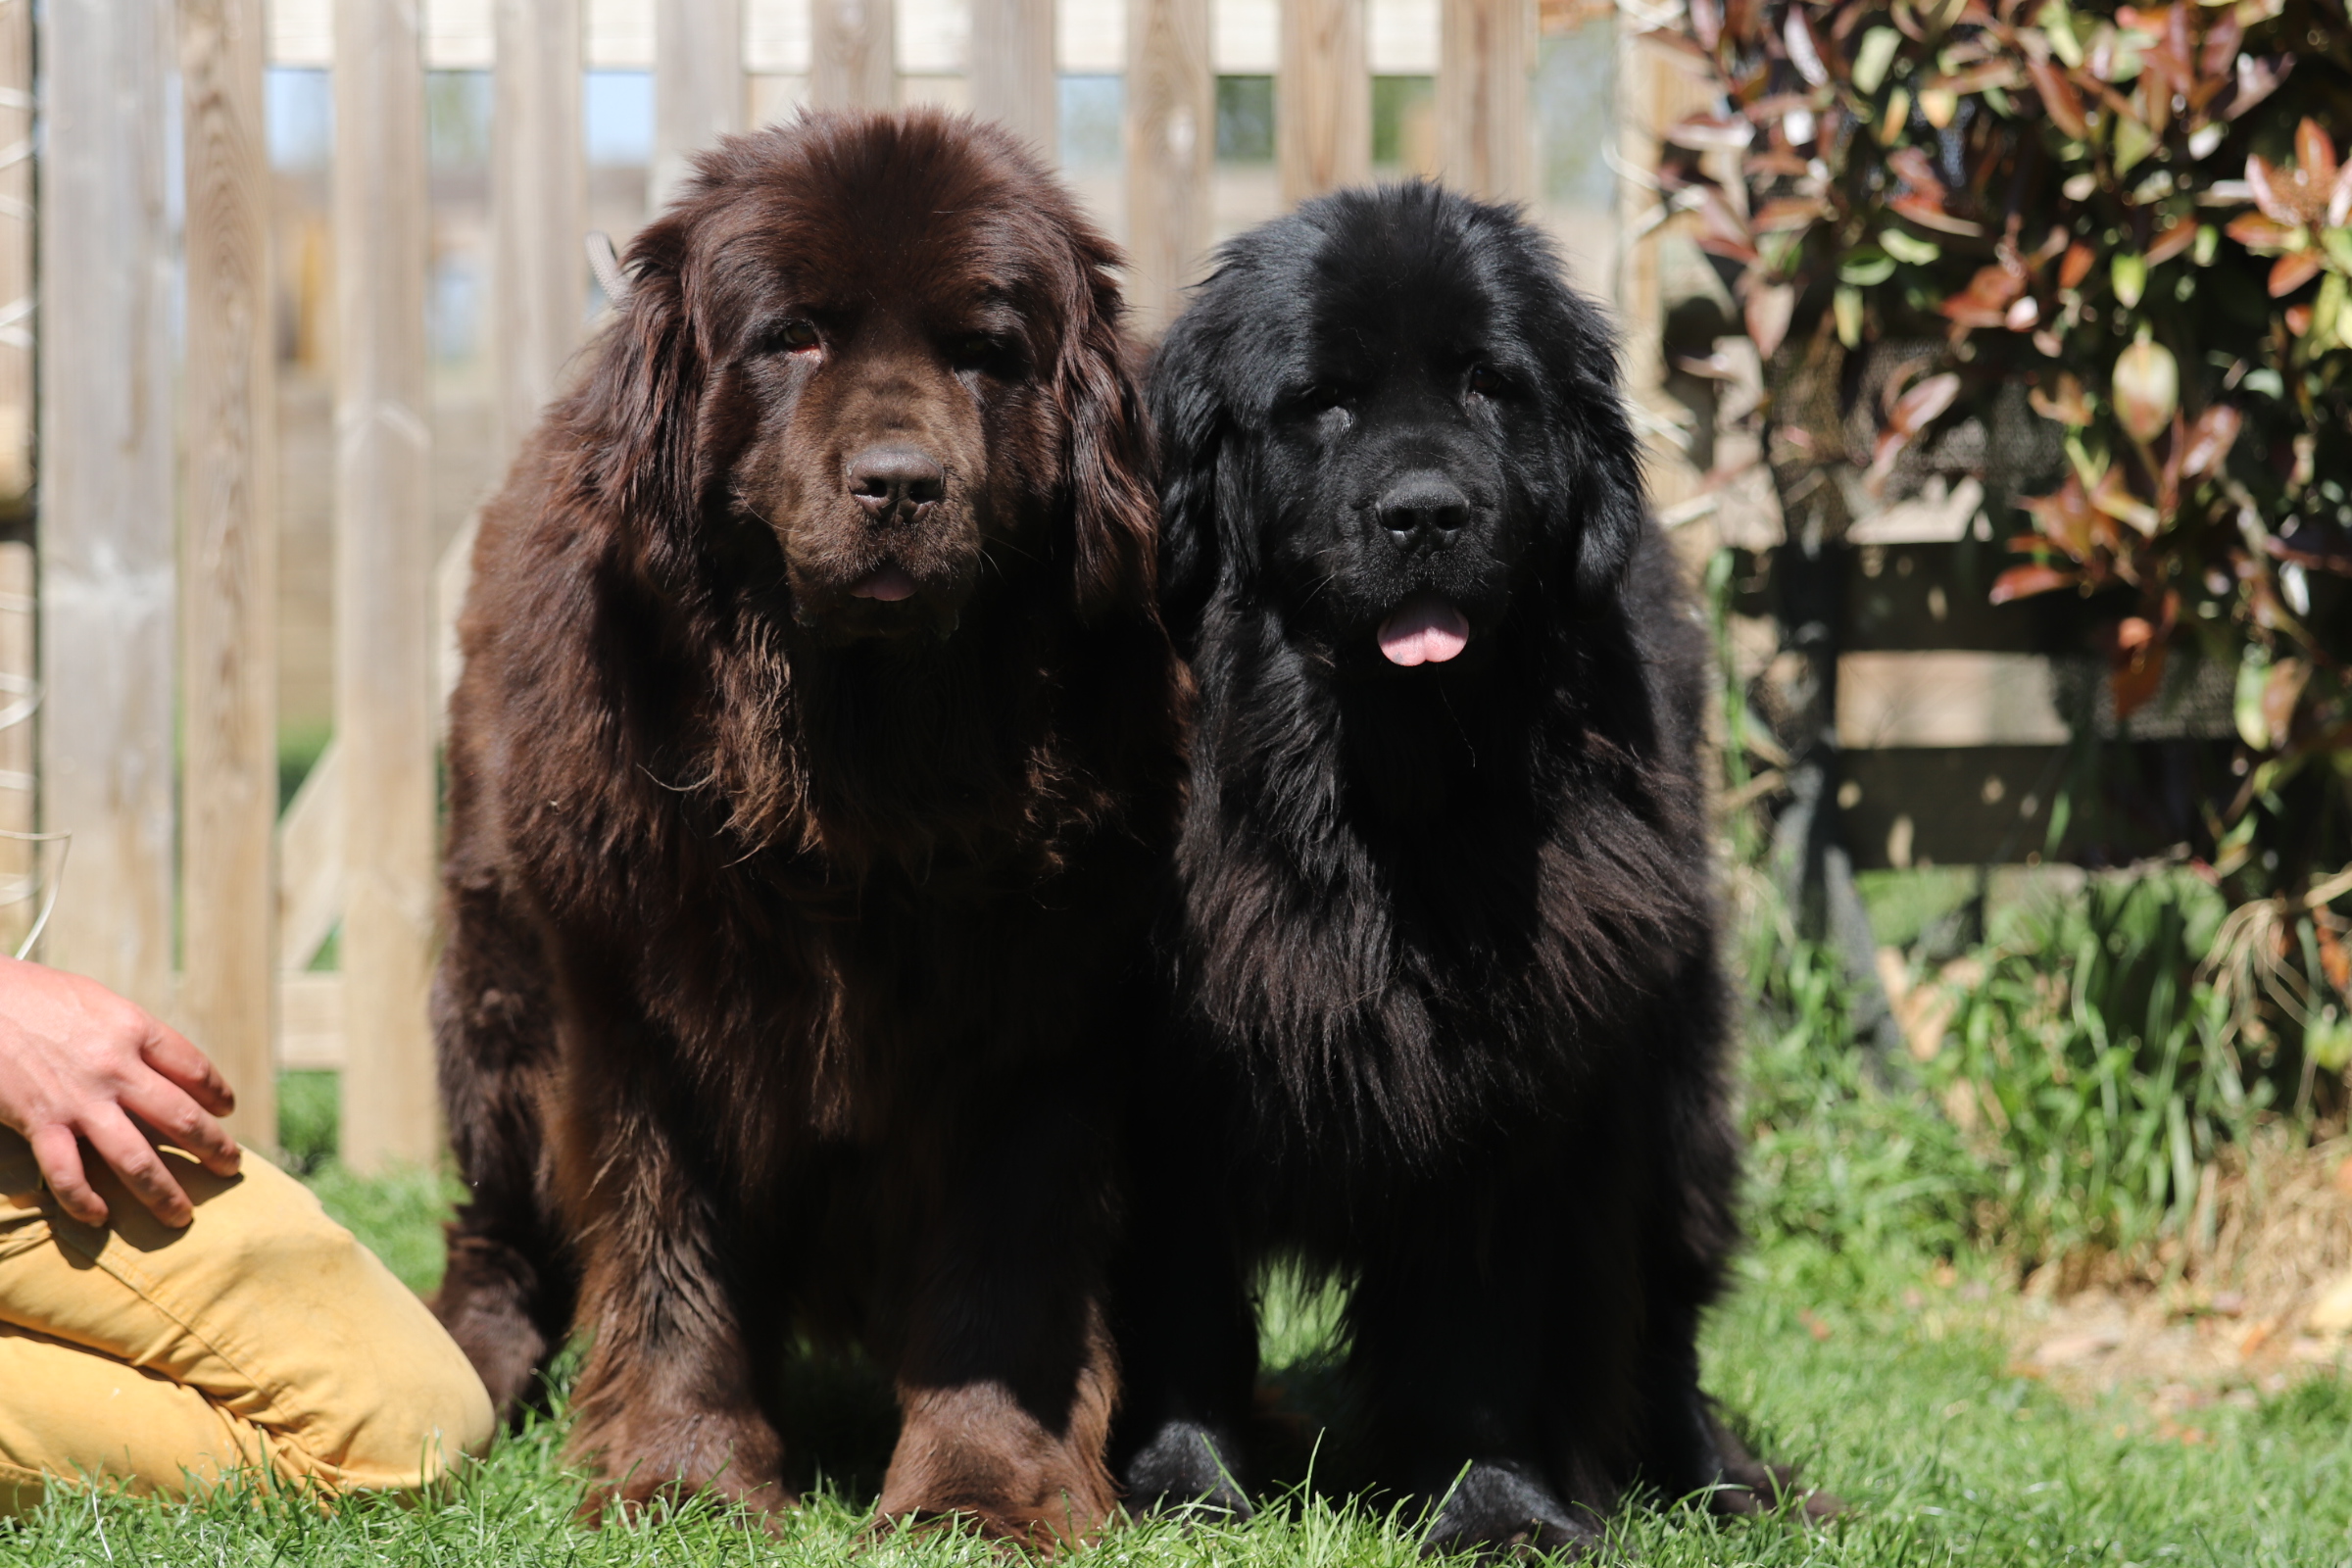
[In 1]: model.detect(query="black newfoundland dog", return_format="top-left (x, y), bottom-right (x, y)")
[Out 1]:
top-left (1110, 184), bottom-right (1807, 1553)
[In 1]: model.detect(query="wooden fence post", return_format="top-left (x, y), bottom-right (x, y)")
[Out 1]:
top-left (36, 0), bottom-right (175, 1016)
top-left (655, 0), bottom-right (745, 208)
top-left (333, 0), bottom-right (439, 1170)
top-left (493, 0), bottom-right (586, 464)
top-left (0, 0), bottom-right (33, 960)
top-left (971, 0), bottom-right (1056, 161)
top-left (810, 0), bottom-right (895, 110)
top-left (1125, 0), bottom-right (1212, 333)
top-left (1278, 0), bottom-right (1368, 205)
top-left (179, 0), bottom-right (278, 1144)
top-left (1438, 0), bottom-right (1530, 202)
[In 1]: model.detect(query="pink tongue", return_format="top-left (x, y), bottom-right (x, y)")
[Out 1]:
top-left (1377, 594), bottom-right (1470, 666)
top-left (851, 565), bottom-right (917, 602)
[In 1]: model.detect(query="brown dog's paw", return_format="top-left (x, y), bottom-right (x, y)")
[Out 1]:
top-left (872, 1461), bottom-right (1116, 1553)
top-left (431, 1236), bottom-right (555, 1419)
top-left (569, 1405), bottom-right (794, 1528)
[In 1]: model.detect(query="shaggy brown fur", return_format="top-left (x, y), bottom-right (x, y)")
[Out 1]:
top-left (430, 110), bottom-right (1186, 1543)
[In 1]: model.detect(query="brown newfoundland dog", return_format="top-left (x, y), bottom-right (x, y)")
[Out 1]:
top-left (430, 110), bottom-right (1186, 1541)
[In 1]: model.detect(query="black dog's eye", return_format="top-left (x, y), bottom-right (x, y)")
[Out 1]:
top-left (1466, 364), bottom-right (1505, 399)
top-left (760, 318), bottom-right (821, 355)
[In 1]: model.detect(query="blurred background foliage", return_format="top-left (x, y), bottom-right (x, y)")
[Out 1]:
top-left (1660, 0), bottom-right (2352, 1281)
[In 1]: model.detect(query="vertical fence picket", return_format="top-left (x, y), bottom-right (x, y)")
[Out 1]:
top-left (1439, 0), bottom-right (1530, 203)
top-left (0, 0), bottom-right (34, 960)
top-left (332, 0), bottom-right (439, 1169)
top-left (493, 0), bottom-right (587, 464)
top-left (811, 0), bottom-right (895, 110)
top-left (36, 0), bottom-right (175, 1016)
top-left (971, 0), bottom-right (1056, 162)
top-left (1124, 0), bottom-right (1212, 333)
top-left (179, 0), bottom-right (279, 1142)
top-left (656, 0), bottom-right (745, 208)
top-left (1278, 0), bottom-right (1367, 205)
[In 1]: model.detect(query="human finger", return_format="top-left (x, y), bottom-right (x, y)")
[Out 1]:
top-left (26, 1120), bottom-right (107, 1226)
top-left (78, 1104), bottom-right (195, 1227)
top-left (120, 1069), bottom-right (241, 1177)
top-left (140, 1019), bottom-right (236, 1118)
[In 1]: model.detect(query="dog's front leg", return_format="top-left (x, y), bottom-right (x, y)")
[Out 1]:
top-left (553, 1008), bottom-right (790, 1523)
top-left (874, 1081), bottom-right (1120, 1548)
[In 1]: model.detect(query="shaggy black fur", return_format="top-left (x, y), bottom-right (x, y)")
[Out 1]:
top-left (1109, 184), bottom-right (1804, 1555)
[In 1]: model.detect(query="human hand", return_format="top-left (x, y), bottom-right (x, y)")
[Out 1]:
top-left (0, 956), bottom-right (240, 1227)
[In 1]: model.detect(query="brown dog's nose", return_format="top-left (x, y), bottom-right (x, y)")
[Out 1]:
top-left (847, 446), bottom-right (945, 522)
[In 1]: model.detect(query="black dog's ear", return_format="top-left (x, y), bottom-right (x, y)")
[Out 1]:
top-left (1145, 317), bottom-right (1226, 654)
top-left (1568, 411), bottom-right (1648, 612)
top-left (1526, 280), bottom-right (1648, 612)
top-left (578, 212), bottom-right (705, 586)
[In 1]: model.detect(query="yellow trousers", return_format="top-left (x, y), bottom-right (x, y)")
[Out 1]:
top-left (0, 1129), bottom-right (493, 1515)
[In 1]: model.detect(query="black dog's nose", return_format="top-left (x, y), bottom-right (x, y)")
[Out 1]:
top-left (847, 446), bottom-right (946, 521)
top-left (1376, 473), bottom-right (1471, 548)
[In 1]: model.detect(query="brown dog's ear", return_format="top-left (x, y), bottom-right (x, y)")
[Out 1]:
top-left (580, 213), bottom-right (705, 585)
top-left (1054, 266), bottom-right (1159, 623)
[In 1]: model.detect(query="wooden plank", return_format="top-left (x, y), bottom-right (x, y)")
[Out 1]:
top-left (1125, 0), bottom-right (1213, 334)
top-left (1438, 0), bottom-right (1530, 202)
top-left (492, 0), bottom-right (586, 463)
top-left (0, 0), bottom-right (28, 528)
top-left (277, 971), bottom-right (345, 1072)
top-left (810, 0), bottom-right (894, 111)
top-left (333, 0), bottom-right (439, 1169)
top-left (179, 0), bottom-right (278, 1144)
top-left (274, 740), bottom-right (343, 974)
top-left (971, 0), bottom-right (1055, 161)
top-left (1278, 0), bottom-right (1368, 205)
top-left (36, 0), bottom-right (176, 1015)
top-left (0, 0), bottom-right (34, 959)
top-left (1836, 652), bottom-right (2070, 752)
top-left (0, 545), bottom-right (30, 956)
top-left (654, 0), bottom-right (744, 208)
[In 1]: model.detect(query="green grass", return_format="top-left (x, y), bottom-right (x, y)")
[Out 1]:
top-left (5, 1161), bottom-right (2350, 1564)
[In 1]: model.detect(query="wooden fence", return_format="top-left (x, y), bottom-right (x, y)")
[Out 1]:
top-left (31, 0), bottom-right (1630, 1167)
top-left (29, 0), bottom-right (2202, 1165)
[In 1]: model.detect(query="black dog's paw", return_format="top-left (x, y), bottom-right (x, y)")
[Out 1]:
top-left (1422, 1462), bottom-right (1606, 1561)
top-left (1123, 1419), bottom-right (1254, 1520)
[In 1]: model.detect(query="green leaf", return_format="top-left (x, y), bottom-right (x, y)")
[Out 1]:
top-left (2038, 1), bottom-right (2084, 68)
top-left (1883, 228), bottom-right (1941, 265)
top-left (2112, 251), bottom-right (2147, 308)
top-left (2115, 116), bottom-right (2156, 176)
top-left (2323, 225), bottom-right (2352, 273)
top-left (2317, 271), bottom-right (2347, 348)
top-left (1836, 284), bottom-right (1865, 348)
top-left (1855, 27), bottom-right (1902, 94)
top-left (1840, 249), bottom-right (1897, 285)
top-left (2235, 647), bottom-right (2271, 751)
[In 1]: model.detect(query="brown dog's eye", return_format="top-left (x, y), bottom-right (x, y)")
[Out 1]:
top-left (763, 319), bottom-right (821, 354)
top-left (947, 333), bottom-right (1018, 375)
top-left (1467, 365), bottom-right (1504, 398)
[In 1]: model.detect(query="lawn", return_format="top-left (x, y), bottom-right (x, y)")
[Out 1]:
top-left (3, 1090), bottom-right (2349, 1568)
